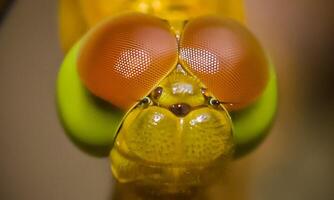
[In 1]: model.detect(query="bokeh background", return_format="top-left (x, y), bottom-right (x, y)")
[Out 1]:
top-left (0, 0), bottom-right (333, 199)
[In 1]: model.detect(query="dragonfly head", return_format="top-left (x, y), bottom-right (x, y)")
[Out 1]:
top-left (150, 64), bottom-right (207, 117)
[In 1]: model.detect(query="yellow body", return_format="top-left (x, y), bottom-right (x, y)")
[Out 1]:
top-left (60, 0), bottom-right (244, 192)
top-left (111, 66), bottom-right (234, 191)
top-left (58, 0), bottom-right (277, 196)
top-left (59, 0), bottom-right (245, 51)
top-left (97, 2), bottom-right (244, 189)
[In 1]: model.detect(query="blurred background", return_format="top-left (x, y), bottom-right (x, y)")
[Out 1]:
top-left (0, 0), bottom-right (333, 199)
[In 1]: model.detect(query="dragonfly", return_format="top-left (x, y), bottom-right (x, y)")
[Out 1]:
top-left (57, 0), bottom-right (277, 195)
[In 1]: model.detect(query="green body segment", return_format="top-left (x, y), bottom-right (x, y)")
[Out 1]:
top-left (57, 42), bottom-right (124, 152)
top-left (56, 42), bottom-right (277, 157)
top-left (233, 65), bottom-right (277, 157)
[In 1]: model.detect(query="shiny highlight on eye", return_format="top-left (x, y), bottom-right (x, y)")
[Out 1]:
top-left (77, 13), bottom-right (178, 110)
top-left (180, 16), bottom-right (269, 110)
top-left (180, 48), bottom-right (220, 74)
top-left (115, 49), bottom-right (151, 79)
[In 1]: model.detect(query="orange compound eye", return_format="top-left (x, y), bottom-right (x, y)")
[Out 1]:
top-left (180, 16), bottom-right (269, 110)
top-left (78, 13), bottom-right (178, 110)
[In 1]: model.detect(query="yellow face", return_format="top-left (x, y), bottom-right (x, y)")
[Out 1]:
top-left (110, 65), bottom-right (234, 190)
top-left (76, 12), bottom-right (269, 191)
top-left (58, 0), bottom-right (275, 196)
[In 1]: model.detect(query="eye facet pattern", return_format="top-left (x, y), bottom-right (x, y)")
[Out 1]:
top-left (78, 13), bottom-right (268, 111)
top-left (114, 49), bottom-right (151, 79)
top-left (180, 16), bottom-right (269, 110)
top-left (78, 13), bottom-right (178, 110)
top-left (180, 48), bottom-right (220, 74)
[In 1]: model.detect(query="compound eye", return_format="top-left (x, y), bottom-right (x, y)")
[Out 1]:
top-left (78, 13), bottom-right (178, 110)
top-left (180, 16), bottom-right (269, 110)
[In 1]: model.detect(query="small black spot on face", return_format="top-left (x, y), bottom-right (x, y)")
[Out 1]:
top-left (169, 103), bottom-right (191, 117)
top-left (209, 99), bottom-right (221, 107)
top-left (152, 86), bottom-right (163, 99)
top-left (140, 97), bottom-right (151, 105)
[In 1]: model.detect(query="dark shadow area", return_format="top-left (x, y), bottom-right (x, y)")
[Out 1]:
top-left (0, 0), bottom-right (14, 25)
top-left (109, 182), bottom-right (216, 200)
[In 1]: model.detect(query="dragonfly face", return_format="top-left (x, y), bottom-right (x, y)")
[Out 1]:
top-left (57, 0), bottom-right (278, 196)
top-left (110, 65), bottom-right (234, 188)
top-left (75, 12), bottom-right (269, 190)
